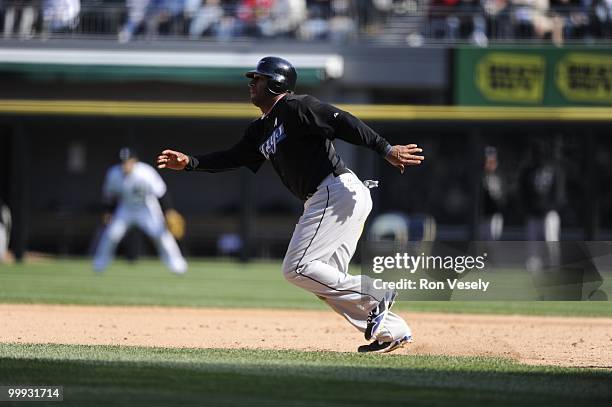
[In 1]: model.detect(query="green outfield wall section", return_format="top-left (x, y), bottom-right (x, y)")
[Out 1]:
top-left (455, 47), bottom-right (612, 106)
top-left (0, 49), bottom-right (342, 84)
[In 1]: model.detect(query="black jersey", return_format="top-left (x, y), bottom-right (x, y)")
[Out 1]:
top-left (185, 94), bottom-right (392, 200)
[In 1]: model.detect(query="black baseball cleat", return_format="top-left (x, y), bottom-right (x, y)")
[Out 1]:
top-left (358, 335), bottom-right (413, 354)
top-left (365, 289), bottom-right (397, 341)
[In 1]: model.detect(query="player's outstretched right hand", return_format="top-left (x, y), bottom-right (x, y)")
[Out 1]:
top-left (157, 149), bottom-right (189, 171)
top-left (385, 144), bottom-right (424, 174)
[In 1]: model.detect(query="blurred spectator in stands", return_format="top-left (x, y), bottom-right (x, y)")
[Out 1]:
top-left (511, 0), bottom-right (558, 43)
top-left (551, 0), bottom-right (593, 42)
top-left (41, 0), bottom-right (79, 35)
top-left (120, 0), bottom-right (186, 42)
top-left (458, 0), bottom-right (489, 45)
top-left (480, 146), bottom-right (505, 240)
top-left (592, 0), bottom-right (612, 37)
top-left (356, 0), bottom-right (385, 32)
top-left (213, 0), bottom-right (240, 39)
top-left (428, 0), bottom-right (463, 40)
top-left (118, 0), bottom-right (150, 42)
top-left (362, 0), bottom-right (427, 45)
top-left (328, 0), bottom-right (357, 41)
top-left (428, 0), bottom-right (488, 45)
top-left (120, 0), bottom-right (184, 42)
top-left (265, 0), bottom-right (306, 38)
top-left (299, 0), bottom-right (356, 42)
top-left (231, 0), bottom-right (274, 37)
top-left (2, 0), bottom-right (40, 39)
top-left (483, 0), bottom-right (513, 39)
top-left (299, 0), bottom-right (330, 40)
top-left (147, 0), bottom-right (186, 37)
top-left (187, 0), bottom-right (224, 38)
top-left (574, 0), bottom-right (595, 38)
top-left (221, 0), bottom-right (307, 39)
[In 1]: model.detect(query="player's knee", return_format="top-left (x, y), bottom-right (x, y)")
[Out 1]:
top-left (106, 224), bottom-right (125, 242)
top-left (283, 271), bottom-right (297, 287)
top-left (107, 231), bottom-right (123, 243)
top-left (283, 256), bottom-right (314, 285)
top-left (281, 256), bottom-right (298, 279)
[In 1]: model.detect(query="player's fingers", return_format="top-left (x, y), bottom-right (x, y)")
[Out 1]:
top-left (400, 148), bottom-right (422, 157)
top-left (396, 147), bottom-right (420, 157)
top-left (396, 154), bottom-right (423, 165)
top-left (406, 147), bottom-right (422, 154)
top-left (157, 163), bottom-right (167, 169)
top-left (399, 145), bottom-right (417, 154)
top-left (404, 160), bottom-right (422, 165)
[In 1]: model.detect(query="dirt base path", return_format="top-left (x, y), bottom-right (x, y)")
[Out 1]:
top-left (1, 304), bottom-right (611, 368)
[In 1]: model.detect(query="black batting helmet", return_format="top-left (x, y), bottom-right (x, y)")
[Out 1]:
top-left (246, 56), bottom-right (297, 95)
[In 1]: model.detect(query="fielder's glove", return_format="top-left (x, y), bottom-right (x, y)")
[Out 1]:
top-left (165, 209), bottom-right (186, 240)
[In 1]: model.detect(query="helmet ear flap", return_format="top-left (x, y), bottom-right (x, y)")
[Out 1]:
top-left (266, 79), bottom-right (284, 95)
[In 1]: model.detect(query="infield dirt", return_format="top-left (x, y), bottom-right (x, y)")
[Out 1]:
top-left (1, 304), bottom-right (610, 368)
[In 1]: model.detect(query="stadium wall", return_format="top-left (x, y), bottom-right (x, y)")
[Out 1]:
top-left (1, 106), bottom-right (611, 259)
top-left (1, 43), bottom-right (611, 259)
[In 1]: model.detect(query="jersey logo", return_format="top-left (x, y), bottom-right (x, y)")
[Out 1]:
top-left (259, 124), bottom-right (287, 160)
top-left (333, 112), bottom-right (339, 118)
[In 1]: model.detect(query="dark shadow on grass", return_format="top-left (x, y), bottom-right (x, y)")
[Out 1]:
top-left (1, 354), bottom-right (611, 407)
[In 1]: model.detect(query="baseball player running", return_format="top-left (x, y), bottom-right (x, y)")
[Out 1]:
top-left (157, 57), bottom-right (424, 352)
top-left (93, 147), bottom-right (187, 274)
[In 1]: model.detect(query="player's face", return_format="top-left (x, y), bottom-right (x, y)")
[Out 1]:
top-left (485, 157), bottom-right (497, 172)
top-left (248, 74), bottom-right (272, 107)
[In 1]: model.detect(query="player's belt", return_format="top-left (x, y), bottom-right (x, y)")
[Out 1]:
top-left (333, 167), bottom-right (351, 177)
top-left (305, 168), bottom-right (354, 200)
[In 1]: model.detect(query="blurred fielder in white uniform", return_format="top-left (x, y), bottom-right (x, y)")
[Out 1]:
top-left (0, 197), bottom-right (10, 263)
top-left (93, 147), bottom-right (187, 274)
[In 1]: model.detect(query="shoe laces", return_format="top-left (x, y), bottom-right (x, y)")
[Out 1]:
top-left (366, 304), bottom-right (379, 324)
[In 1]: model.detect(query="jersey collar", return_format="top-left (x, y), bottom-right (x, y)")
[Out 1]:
top-left (261, 93), bottom-right (286, 119)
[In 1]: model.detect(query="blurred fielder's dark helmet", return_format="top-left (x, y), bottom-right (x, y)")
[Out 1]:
top-left (245, 56), bottom-right (297, 95)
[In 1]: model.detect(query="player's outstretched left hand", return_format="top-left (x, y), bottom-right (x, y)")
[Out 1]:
top-left (385, 144), bottom-right (424, 174)
top-left (157, 149), bottom-right (189, 171)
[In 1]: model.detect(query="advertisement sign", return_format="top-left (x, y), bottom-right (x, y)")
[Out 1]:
top-left (456, 47), bottom-right (612, 106)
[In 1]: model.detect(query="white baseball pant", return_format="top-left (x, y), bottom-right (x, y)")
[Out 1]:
top-left (282, 171), bottom-right (411, 342)
top-left (93, 204), bottom-right (187, 274)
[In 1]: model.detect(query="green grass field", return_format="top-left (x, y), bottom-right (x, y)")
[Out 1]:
top-left (1, 344), bottom-right (611, 407)
top-left (1, 259), bottom-right (611, 406)
top-left (1, 259), bottom-right (611, 316)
